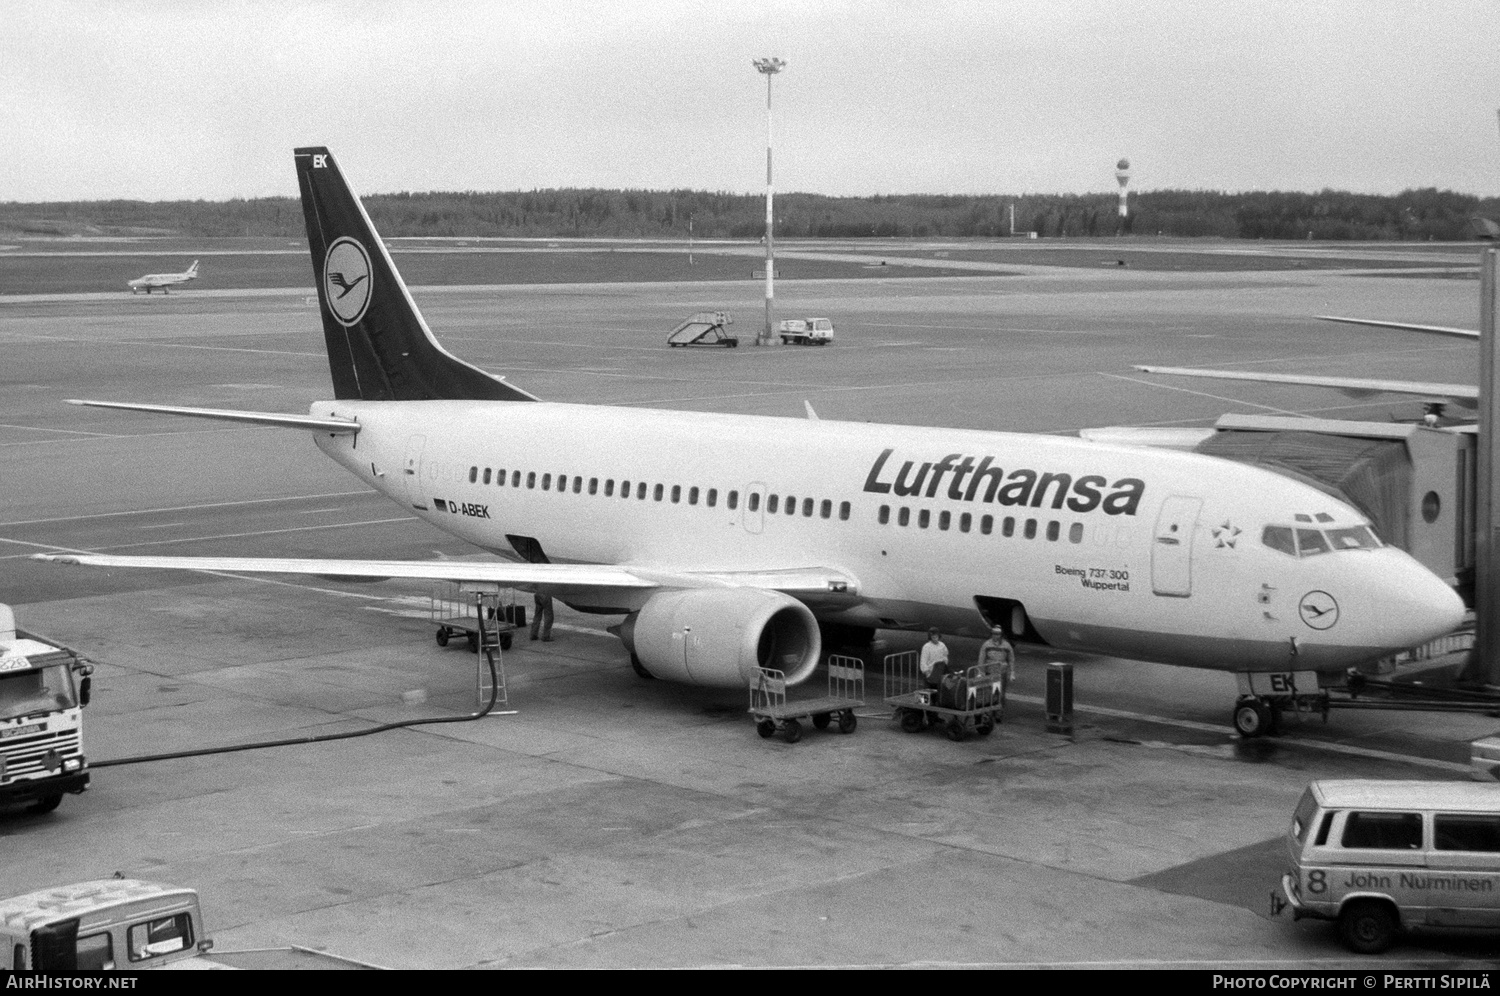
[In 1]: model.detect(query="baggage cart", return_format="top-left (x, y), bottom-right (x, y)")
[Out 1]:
top-left (883, 650), bottom-right (1006, 742)
top-left (748, 656), bottom-right (864, 744)
top-left (431, 582), bottom-right (520, 652)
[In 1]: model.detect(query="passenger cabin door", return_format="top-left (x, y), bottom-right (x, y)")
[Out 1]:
top-left (403, 435), bottom-right (427, 510)
top-left (1151, 495), bottom-right (1202, 597)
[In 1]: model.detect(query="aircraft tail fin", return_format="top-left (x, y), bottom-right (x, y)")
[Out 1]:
top-left (292, 146), bottom-right (538, 403)
top-left (186, 260), bottom-right (198, 276)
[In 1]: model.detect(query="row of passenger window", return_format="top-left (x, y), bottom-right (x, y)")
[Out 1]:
top-left (468, 465), bottom-right (853, 522)
top-left (877, 505), bottom-right (1086, 544)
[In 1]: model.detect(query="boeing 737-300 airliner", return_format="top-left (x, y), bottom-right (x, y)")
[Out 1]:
top-left (38, 147), bottom-right (1466, 738)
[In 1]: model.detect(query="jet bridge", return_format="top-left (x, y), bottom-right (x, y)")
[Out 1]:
top-left (1192, 414), bottom-right (1474, 591)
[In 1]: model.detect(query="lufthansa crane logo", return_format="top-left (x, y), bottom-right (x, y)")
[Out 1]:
top-left (323, 237), bottom-right (372, 326)
top-left (1298, 590), bottom-right (1339, 631)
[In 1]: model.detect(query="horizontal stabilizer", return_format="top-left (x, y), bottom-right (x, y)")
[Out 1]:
top-left (1315, 315), bottom-right (1478, 340)
top-left (66, 399), bottom-right (361, 433)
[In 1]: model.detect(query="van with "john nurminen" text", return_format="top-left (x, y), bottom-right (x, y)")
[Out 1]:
top-left (1273, 779), bottom-right (1500, 953)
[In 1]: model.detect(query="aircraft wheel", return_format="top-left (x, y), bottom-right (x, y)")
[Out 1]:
top-left (945, 719), bottom-right (967, 742)
top-left (900, 709), bottom-right (924, 734)
top-left (757, 719), bottom-right (776, 739)
top-left (783, 718), bottom-right (803, 744)
top-left (812, 712), bottom-right (832, 730)
top-left (435, 628), bottom-right (449, 647)
top-left (28, 794), bottom-right (63, 815)
top-left (838, 710), bottom-right (857, 734)
top-left (1338, 899), bottom-right (1399, 954)
top-left (1232, 697), bottom-right (1273, 738)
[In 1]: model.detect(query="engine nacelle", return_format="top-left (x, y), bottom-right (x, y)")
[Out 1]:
top-left (616, 588), bottom-right (821, 688)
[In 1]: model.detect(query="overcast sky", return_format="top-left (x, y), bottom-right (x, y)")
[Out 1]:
top-left (4, 0), bottom-right (1497, 202)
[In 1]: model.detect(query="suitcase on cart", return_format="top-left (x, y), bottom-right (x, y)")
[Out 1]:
top-left (938, 671), bottom-right (963, 710)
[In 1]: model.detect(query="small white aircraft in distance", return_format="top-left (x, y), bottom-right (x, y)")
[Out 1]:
top-left (35, 147), bottom-right (1467, 739)
top-left (127, 260), bottom-right (198, 294)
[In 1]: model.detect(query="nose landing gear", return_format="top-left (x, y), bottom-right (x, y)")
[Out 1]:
top-left (1232, 696), bottom-right (1280, 738)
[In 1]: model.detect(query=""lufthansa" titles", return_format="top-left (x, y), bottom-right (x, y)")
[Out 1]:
top-left (862, 448), bottom-right (1144, 516)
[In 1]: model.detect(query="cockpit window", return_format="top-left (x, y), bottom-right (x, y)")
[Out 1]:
top-left (1296, 529), bottom-right (1330, 557)
top-left (1262, 524), bottom-right (1382, 558)
top-left (1327, 526), bottom-right (1381, 551)
top-left (1262, 526), bottom-right (1296, 556)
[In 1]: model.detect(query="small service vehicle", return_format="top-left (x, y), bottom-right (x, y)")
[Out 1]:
top-left (667, 311), bottom-right (738, 348)
top-left (777, 317), bottom-right (834, 346)
top-left (2, 880), bottom-right (216, 970)
top-left (0, 604), bottom-right (92, 814)
top-left (1273, 779), bottom-right (1500, 953)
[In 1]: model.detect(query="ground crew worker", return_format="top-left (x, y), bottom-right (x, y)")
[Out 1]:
top-left (530, 592), bottom-right (554, 642)
top-left (977, 624), bottom-right (1016, 706)
top-left (918, 627), bottom-right (949, 689)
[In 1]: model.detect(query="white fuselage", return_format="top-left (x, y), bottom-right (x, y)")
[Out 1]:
top-left (127, 268), bottom-right (196, 293)
top-left (310, 398), bottom-right (1464, 674)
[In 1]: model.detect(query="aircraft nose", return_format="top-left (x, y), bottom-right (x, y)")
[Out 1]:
top-left (1369, 556), bottom-right (1466, 651)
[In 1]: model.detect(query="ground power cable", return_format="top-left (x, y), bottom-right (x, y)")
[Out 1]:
top-left (87, 649), bottom-right (503, 769)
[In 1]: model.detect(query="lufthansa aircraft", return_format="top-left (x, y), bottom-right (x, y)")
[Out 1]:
top-left (127, 260), bottom-right (198, 294)
top-left (37, 148), bottom-right (1466, 738)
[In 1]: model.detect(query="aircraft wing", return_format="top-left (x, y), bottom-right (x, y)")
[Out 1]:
top-left (1316, 316), bottom-right (1478, 340)
top-left (32, 553), bottom-right (860, 599)
top-left (1132, 366), bottom-right (1478, 408)
top-left (66, 399), bottom-right (360, 434)
top-left (33, 552), bottom-right (658, 589)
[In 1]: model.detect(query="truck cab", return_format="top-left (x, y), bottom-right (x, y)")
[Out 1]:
top-left (778, 318), bottom-right (834, 345)
top-left (2, 880), bottom-right (216, 970)
top-left (0, 605), bottom-right (91, 814)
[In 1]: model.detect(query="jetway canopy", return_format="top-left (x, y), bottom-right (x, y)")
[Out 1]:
top-left (1195, 415), bottom-right (1472, 585)
top-left (1196, 423), bottom-right (1412, 547)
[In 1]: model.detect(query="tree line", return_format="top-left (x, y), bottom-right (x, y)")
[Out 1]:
top-left (3, 187), bottom-right (1497, 240)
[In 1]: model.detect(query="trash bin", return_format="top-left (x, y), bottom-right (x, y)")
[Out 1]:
top-left (1045, 662), bottom-right (1073, 735)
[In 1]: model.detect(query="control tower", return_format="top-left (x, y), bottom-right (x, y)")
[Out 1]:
top-left (1115, 158), bottom-right (1131, 219)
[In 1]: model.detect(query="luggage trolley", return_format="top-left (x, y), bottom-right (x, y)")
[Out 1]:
top-left (431, 582), bottom-right (519, 652)
top-left (748, 655), bottom-right (864, 744)
top-left (884, 650), bottom-right (1006, 742)
top-left (432, 583), bottom-right (512, 709)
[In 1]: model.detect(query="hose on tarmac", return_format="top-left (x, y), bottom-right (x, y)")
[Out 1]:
top-left (91, 650), bottom-right (502, 769)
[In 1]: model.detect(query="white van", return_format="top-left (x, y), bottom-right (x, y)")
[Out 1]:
top-left (777, 318), bottom-right (834, 345)
top-left (1, 880), bottom-right (216, 970)
top-left (1273, 779), bottom-right (1500, 953)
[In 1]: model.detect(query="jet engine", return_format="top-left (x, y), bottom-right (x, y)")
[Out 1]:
top-left (615, 588), bottom-right (821, 688)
